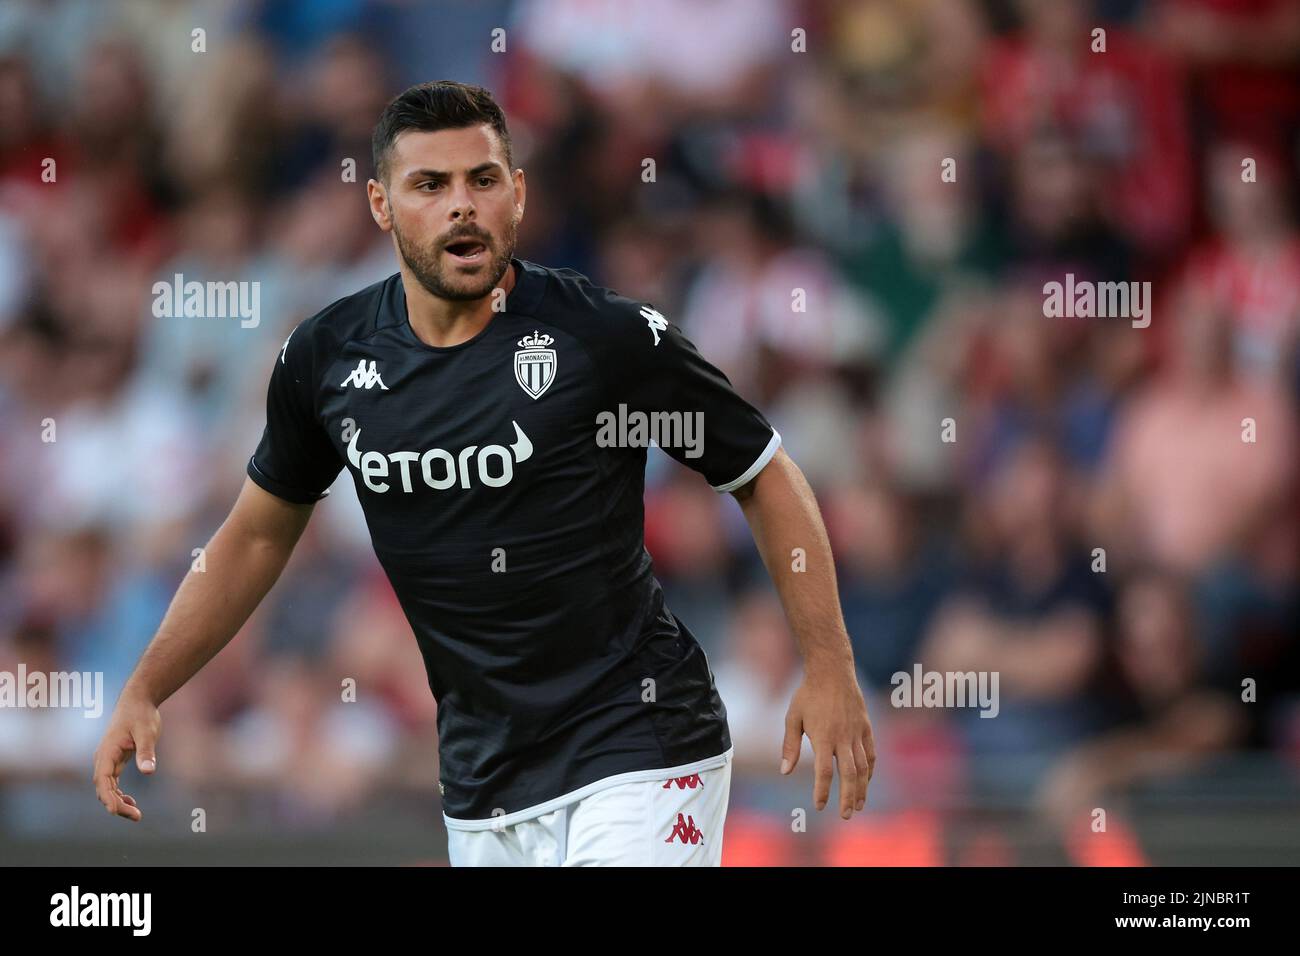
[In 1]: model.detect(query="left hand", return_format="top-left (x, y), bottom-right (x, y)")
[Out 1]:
top-left (781, 663), bottom-right (875, 819)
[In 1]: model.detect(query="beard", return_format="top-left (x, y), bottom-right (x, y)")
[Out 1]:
top-left (391, 209), bottom-right (518, 302)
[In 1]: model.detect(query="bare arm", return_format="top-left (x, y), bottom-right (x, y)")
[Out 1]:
top-left (731, 447), bottom-right (875, 819)
top-left (92, 477), bottom-right (316, 820)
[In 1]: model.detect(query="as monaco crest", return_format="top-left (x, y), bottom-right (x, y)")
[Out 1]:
top-left (514, 331), bottom-right (557, 399)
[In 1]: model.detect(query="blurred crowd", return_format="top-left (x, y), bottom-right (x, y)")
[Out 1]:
top-left (0, 0), bottom-right (1297, 864)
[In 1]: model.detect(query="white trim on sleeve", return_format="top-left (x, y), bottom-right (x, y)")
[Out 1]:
top-left (710, 428), bottom-right (782, 493)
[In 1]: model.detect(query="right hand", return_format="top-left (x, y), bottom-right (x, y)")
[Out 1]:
top-left (92, 690), bottom-right (161, 822)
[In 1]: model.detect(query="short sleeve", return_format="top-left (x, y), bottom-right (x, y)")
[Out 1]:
top-left (246, 325), bottom-right (344, 504)
top-left (606, 303), bottom-right (781, 492)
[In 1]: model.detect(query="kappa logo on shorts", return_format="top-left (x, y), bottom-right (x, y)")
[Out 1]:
top-left (662, 773), bottom-right (703, 790)
top-left (664, 812), bottom-right (705, 845)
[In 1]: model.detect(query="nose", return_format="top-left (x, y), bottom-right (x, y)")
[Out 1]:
top-left (448, 182), bottom-right (475, 222)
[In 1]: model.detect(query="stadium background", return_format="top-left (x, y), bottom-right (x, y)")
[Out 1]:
top-left (0, 0), bottom-right (1297, 866)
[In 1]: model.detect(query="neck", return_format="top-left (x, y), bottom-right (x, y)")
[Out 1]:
top-left (401, 260), bottom-right (516, 348)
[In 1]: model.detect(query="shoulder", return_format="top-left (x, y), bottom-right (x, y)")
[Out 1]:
top-left (531, 260), bottom-right (674, 353)
top-left (276, 273), bottom-right (398, 374)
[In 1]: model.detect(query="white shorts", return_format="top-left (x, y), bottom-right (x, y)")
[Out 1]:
top-left (445, 752), bottom-right (733, 866)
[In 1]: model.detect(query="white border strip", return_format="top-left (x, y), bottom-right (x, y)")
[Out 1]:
top-left (711, 428), bottom-right (782, 493)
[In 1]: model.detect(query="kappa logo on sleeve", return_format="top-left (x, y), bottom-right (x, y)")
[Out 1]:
top-left (640, 305), bottom-right (668, 346)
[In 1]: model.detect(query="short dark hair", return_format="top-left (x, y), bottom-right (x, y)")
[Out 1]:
top-left (371, 80), bottom-right (514, 183)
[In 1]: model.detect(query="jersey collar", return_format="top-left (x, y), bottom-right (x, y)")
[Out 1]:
top-left (504, 257), bottom-right (548, 317)
top-left (380, 256), bottom-right (548, 350)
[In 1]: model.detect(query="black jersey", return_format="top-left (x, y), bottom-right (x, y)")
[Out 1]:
top-left (246, 257), bottom-right (781, 828)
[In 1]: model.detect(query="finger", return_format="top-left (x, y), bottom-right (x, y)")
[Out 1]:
top-left (862, 729), bottom-right (877, 782)
top-left (114, 794), bottom-right (142, 822)
top-left (134, 726), bottom-right (158, 775)
top-left (780, 710), bottom-right (802, 775)
top-left (862, 729), bottom-right (878, 806)
top-left (92, 745), bottom-right (128, 813)
top-left (93, 735), bottom-right (144, 820)
top-left (112, 786), bottom-right (142, 821)
top-left (836, 743), bottom-right (859, 819)
top-left (812, 739), bottom-right (834, 811)
top-left (96, 776), bottom-right (141, 821)
top-left (853, 738), bottom-right (869, 810)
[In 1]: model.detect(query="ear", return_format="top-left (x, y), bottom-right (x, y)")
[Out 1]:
top-left (367, 179), bottom-right (393, 232)
top-left (512, 167), bottom-right (527, 224)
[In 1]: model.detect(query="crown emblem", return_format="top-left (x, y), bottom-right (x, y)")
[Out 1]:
top-left (514, 330), bottom-right (557, 399)
top-left (518, 331), bottom-right (554, 349)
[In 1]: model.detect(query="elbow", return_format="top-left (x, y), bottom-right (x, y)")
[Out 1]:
top-left (731, 446), bottom-right (795, 508)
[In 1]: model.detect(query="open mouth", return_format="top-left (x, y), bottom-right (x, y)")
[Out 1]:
top-left (444, 238), bottom-right (488, 263)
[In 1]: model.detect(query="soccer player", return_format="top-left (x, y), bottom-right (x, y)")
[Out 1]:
top-left (92, 80), bottom-right (875, 866)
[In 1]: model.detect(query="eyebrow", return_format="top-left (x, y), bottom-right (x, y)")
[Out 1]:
top-left (404, 162), bottom-right (502, 182)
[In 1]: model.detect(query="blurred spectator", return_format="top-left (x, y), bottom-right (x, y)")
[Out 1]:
top-left (1035, 570), bottom-right (1249, 828)
top-left (982, 0), bottom-right (1194, 257)
top-left (921, 437), bottom-right (1111, 800)
top-left (1155, 0), bottom-right (1300, 153)
top-left (830, 481), bottom-right (956, 691)
top-left (1093, 299), bottom-right (1295, 576)
top-left (1173, 140), bottom-right (1300, 385)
